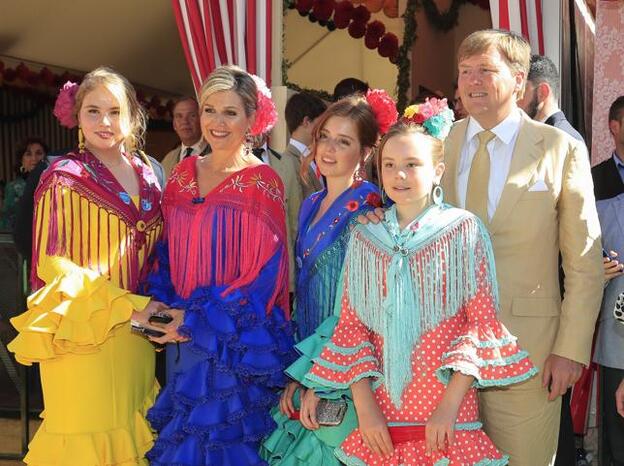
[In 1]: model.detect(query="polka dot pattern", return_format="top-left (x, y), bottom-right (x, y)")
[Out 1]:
top-left (308, 263), bottom-right (536, 465)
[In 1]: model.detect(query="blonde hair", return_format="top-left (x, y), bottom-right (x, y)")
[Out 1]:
top-left (198, 65), bottom-right (258, 116)
top-left (74, 67), bottom-right (147, 152)
top-left (458, 29), bottom-right (531, 99)
top-left (376, 122), bottom-right (444, 193)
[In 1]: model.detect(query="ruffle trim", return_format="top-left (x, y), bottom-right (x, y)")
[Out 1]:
top-left (334, 428), bottom-right (509, 466)
top-left (23, 381), bottom-right (157, 466)
top-left (9, 256), bottom-right (148, 365)
top-left (261, 401), bottom-right (353, 466)
top-left (145, 278), bottom-right (295, 465)
top-left (435, 319), bottom-right (537, 388)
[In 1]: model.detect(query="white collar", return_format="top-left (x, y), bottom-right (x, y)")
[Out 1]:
top-left (466, 108), bottom-right (522, 146)
top-left (181, 139), bottom-right (207, 155)
top-left (288, 138), bottom-right (308, 156)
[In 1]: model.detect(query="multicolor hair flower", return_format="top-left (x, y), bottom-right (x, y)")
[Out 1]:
top-left (250, 74), bottom-right (278, 136)
top-left (402, 97), bottom-right (455, 139)
top-left (53, 81), bottom-right (80, 129)
top-left (365, 89), bottom-right (398, 135)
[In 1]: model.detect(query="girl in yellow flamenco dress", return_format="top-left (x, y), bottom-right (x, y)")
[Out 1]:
top-left (8, 68), bottom-right (174, 465)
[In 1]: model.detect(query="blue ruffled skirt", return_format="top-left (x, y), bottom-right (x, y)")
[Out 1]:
top-left (145, 256), bottom-right (295, 465)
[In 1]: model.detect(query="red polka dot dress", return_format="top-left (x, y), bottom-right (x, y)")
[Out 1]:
top-left (305, 206), bottom-right (538, 466)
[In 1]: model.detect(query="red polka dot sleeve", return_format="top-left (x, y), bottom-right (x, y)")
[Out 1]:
top-left (306, 294), bottom-right (382, 389)
top-left (436, 257), bottom-right (538, 388)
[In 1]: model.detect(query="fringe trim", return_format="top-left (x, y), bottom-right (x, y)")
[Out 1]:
top-left (344, 210), bottom-right (498, 407)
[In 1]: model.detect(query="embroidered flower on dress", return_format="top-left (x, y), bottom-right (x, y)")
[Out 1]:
top-left (346, 200), bottom-right (360, 212)
top-left (365, 192), bottom-right (382, 208)
top-left (53, 81), bottom-right (79, 129)
top-left (250, 75), bottom-right (278, 136)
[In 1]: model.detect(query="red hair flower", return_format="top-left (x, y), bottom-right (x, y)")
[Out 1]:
top-left (250, 74), bottom-right (278, 136)
top-left (365, 89), bottom-right (398, 134)
top-left (366, 191), bottom-right (382, 208)
top-left (53, 81), bottom-right (79, 129)
top-left (346, 200), bottom-right (360, 212)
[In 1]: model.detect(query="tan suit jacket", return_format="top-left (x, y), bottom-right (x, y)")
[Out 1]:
top-left (161, 143), bottom-right (210, 181)
top-left (268, 147), bottom-right (304, 290)
top-left (442, 113), bottom-right (603, 369)
top-left (283, 143), bottom-right (323, 198)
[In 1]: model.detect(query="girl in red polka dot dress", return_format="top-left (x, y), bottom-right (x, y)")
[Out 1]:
top-left (303, 102), bottom-right (538, 465)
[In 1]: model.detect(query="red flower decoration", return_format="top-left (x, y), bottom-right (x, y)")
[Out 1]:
top-left (366, 192), bottom-right (382, 208)
top-left (250, 74), bottom-right (278, 136)
top-left (378, 33), bottom-right (399, 59)
top-left (312, 0), bottom-right (336, 21)
top-left (364, 34), bottom-right (380, 50)
top-left (333, 0), bottom-right (354, 28)
top-left (346, 200), bottom-right (360, 212)
top-left (297, 0), bottom-right (314, 14)
top-left (365, 89), bottom-right (398, 134)
top-left (348, 20), bottom-right (367, 39)
top-left (366, 20), bottom-right (385, 39)
top-left (351, 5), bottom-right (371, 23)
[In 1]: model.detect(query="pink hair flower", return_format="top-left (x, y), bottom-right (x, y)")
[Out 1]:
top-left (250, 74), bottom-right (278, 136)
top-left (365, 88), bottom-right (398, 134)
top-left (53, 81), bottom-right (79, 129)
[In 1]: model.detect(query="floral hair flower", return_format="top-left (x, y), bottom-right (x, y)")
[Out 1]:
top-left (53, 81), bottom-right (80, 129)
top-left (365, 89), bottom-right (398, 135)
top-left (250, 74), bottom-right (278, 136)
top-left (402, 97), bottom-right (455, 139)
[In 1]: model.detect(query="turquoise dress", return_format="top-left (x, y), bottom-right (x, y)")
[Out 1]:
top-left (261, 181), bottom-right (380, 465)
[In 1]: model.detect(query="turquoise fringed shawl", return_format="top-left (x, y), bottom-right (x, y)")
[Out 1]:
top-left (344, 203), bottom-right (499, 407)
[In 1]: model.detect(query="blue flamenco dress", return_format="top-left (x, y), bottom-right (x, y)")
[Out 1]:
top-left (261, 181), bottom-right (381, 465)
top-left (145, 157), bottom-right (296, 465)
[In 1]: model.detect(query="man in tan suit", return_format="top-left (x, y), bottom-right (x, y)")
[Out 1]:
top-left (252, 136), bottom-right (303, 292)
top-left (442, 30), bottom-right (604, 465)
top-left (161, 97), bottom-right (209, 179)
top-left (284, 91), bottom-right (327, 196)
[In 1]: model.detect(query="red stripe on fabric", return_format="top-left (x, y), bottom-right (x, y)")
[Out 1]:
top-left (210, 0), bottom-right (228, 64)
top-left (246, 0), bottom-right (257, 74)
top-left (266, 0), bottom-right (272, 86)
top-left (202, 0), bottom-right (217, 73)
top-left (535, 0), bottom-right (545, 54)
top-left (171, 0), bottom-right (202, 92)
top-left (519, 0), bottom-right (530, 41)
top-left (228, 0), bottom-right (235, 62)
top-left (499, 0), bottom-right (510, 29)
top-left (185, 0), bottom-right (212, 84)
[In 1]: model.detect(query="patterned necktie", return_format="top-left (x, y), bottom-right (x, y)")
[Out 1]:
top-left (465, 130), bottom-right (496, 223)
top-left (183, 147), bottom-right (194, 159)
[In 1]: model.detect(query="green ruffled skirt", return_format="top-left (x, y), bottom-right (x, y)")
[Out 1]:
top-left (260, 316), bottom-right (357, 465)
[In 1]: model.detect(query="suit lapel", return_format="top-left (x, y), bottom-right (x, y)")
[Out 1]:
top-left (488, 116), bottom-right (544, 233)
top-left (442, 119), bottom-right (469, 206)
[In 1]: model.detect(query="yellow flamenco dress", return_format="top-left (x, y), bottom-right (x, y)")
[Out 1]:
top-left (8, 151), bottom-right (163, 466)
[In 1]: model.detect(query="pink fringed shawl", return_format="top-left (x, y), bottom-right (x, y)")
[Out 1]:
top-left (31, 150), bottom-right (163, 292)
top-left (162, 157), bottom-right (290, 316)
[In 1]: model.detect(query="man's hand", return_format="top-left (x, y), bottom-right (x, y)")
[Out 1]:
top-left (356, 207), bottom-right (385, 225)
top-left (603, 251), bottom-right (624, 281)
top-left (542, 354), bottom-right (583, 401)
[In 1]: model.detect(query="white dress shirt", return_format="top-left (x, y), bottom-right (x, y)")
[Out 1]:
top-left (288, 138), bottom-right (309, 157)
top-left (456, 109), bottom-right (523, 221)
top-left (179, 139), bottom-right (208, 162)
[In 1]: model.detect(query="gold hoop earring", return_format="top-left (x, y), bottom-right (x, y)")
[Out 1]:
top-left (78, 127), bottom-right (86, 153)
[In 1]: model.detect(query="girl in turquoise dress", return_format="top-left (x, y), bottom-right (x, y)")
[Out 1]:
top-left (261, 91), bottom-right (396, 465)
